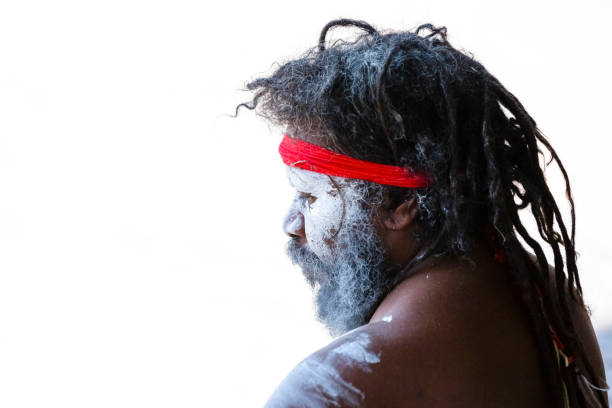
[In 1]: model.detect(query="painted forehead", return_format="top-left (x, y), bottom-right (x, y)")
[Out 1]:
top-left (285, 167), bottom-right (346, 194)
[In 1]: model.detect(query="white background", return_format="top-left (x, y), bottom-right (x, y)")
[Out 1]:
top-left (0, 1), bottom-right (611, 406)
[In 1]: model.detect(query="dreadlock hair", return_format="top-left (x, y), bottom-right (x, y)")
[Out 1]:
top-left (234, 19), bottom-right (608, 407)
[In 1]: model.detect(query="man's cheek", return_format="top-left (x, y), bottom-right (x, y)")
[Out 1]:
top-left (305, 197), bottom-right (343, 260)
top-left (304, 215), bottom-right (332, 261)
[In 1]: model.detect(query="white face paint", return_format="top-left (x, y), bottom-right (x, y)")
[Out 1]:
top-left (285, 167), bottom-right (347, 261)
top-left (284, 166), bottom-right (392, 336)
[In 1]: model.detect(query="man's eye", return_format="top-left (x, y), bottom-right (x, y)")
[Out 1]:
top-left (299, 193), bottom-right (317, 207)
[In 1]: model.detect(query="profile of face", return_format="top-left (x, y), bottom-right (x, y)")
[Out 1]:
top-left (283, 167), bottom-right (397, 336)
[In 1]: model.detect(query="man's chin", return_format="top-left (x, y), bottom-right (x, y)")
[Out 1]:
top-left (298, 266), bottom-right (319, 288)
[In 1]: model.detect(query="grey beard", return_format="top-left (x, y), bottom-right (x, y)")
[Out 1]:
top-left (285, 222), bottom-right (398, 337)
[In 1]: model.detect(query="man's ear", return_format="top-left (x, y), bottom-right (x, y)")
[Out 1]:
top-left (383, 196), bottom-right (419, 231)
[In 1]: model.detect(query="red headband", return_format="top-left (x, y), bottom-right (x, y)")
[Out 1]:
top-left (278, 134), bottom-right (433, 188)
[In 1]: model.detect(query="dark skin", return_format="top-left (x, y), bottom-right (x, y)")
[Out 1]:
top-left (269, 197), bottom-right (607, 407)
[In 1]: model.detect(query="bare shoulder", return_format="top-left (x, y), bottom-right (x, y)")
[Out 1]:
top-left (263, 324), bottom-right (389, 407)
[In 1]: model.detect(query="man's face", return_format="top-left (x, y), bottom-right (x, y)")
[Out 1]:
top-left (284, 167), bottom-right (345, 261)
top-left (283, 167), bottom-right (397, 336)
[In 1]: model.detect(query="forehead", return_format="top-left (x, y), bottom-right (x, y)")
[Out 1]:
top-left (285, 167), bottom-right (335, 193)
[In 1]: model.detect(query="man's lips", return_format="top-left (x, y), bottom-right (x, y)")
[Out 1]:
top-left (289, 236), bottom-right (310, 252)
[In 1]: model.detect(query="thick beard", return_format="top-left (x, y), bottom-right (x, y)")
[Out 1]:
top-left (285, 196), bottom-right (398, 337)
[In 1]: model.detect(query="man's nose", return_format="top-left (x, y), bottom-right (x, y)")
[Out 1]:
top-left (283, 207), bottom-right (305, 239)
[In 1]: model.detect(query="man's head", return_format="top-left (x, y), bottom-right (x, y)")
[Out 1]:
top-left (281, 140), bottom-right (424, 335)
top-left (236, 19), bottom-right (575, 272)
top-left (237, 20), bottom-right (501, 265)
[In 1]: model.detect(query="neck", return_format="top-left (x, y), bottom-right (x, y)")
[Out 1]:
top-left (393, 235), bottom-right (495, 286)
top-left (370, 238), bottom-right (498, 324)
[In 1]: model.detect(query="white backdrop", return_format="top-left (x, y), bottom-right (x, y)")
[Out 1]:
top-left (0, 1), bottom-right (610, 406)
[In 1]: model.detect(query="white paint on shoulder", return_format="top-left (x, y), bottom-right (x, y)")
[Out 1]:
top-left (382, 315), bottom-right (393, 323)
top-left (265, 356), bottom-right (364, 407)
top-left (264, 331), bottom-right (381, 407)
top-left (330, 332), bottom-right (381, 369)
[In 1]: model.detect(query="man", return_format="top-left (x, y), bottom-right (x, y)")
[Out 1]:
top-left (236, 19), bottom-right (608, 407)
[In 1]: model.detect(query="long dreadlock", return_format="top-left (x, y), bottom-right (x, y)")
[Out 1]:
top-left (233, 19), bottom-right (608, 407)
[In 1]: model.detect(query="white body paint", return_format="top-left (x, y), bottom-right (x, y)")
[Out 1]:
top-left (265, 332), bottom-right (381, 408)
top-left (285, 167), bottom-right (348, 261)
top-left (330, 332), bottom-right (381, 370)
top-left (382, 315), bottom-right (393, 323)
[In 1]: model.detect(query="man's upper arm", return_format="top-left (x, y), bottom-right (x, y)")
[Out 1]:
top-left (264, 330), bottom-right (386, 408)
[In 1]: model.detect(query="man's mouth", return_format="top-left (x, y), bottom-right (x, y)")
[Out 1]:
top-left (288, 236), bottom-right (311, 254)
